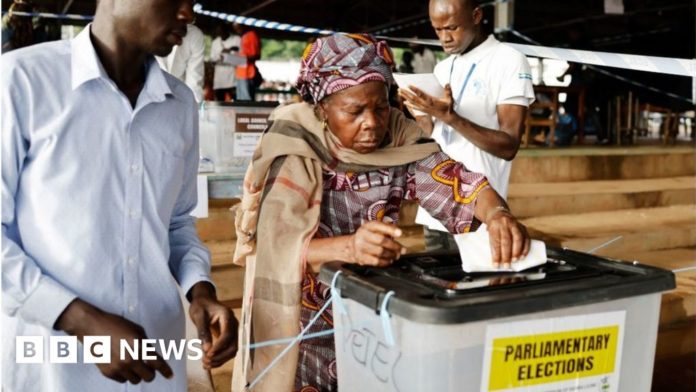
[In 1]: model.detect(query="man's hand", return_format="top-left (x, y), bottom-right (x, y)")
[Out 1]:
top-left (348, 221), bottom-right (406, 267)
top-left (55, 299), bottom-right (173, 384)
top-left (400, 84), bottom-right (526, 161)
top-left (187, 282), bottom-right (238, 370)
top-left (398, 84), bottom-right (455, 122)
top-left (486, 209), bottom-right (531, 269)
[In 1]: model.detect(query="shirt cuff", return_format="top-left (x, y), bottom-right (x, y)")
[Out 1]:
top-left (177, 259), bottom-right (216, 300)
top-left (18, 276), bottom-right (78, 330)
top-left (498, 96), bottom-right (532, 106)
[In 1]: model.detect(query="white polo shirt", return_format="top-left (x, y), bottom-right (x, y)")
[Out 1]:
top-left (416, 35), bottom-right (535, 231)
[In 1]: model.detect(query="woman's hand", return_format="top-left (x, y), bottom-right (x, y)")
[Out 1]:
top-left (486, 208), bottom-right (531, 269)
top-left (348, 221), bottom-right (406, 267)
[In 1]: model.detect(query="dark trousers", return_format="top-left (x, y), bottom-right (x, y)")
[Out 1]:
top-left (214, 88), bottom-right (235, 102)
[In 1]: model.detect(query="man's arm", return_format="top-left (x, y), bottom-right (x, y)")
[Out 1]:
top-left (399, 85), bottom-right (527, 161)
top-left (167, 103), bottom-right (214, 295)
top-left (439, 103), bottom-right (527, 161)
top-left (1, 66), bottom-right (78, 329)
top-left (210, 38), bottom-right (222, 62)
top-left (168, 103), bottom-right (238, 369)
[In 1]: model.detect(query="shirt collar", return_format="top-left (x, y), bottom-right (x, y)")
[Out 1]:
top-left (71, 24), bottom-right (108, 90)
top-left (71, 24), bottom-right (173, 102)
top-left (141, 56), bottom-right (173, 103)
top-left (457, 34), bottom-right (498, 63)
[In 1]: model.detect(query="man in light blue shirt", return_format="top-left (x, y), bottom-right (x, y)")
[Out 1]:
top-left (1, 0), bottom-right (238, 390)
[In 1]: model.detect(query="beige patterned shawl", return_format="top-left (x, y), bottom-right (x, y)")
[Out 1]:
top-left (231, 102), bottom-right (439, 391)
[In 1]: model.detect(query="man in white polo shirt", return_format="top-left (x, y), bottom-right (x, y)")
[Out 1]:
top-left (400, 0), bottom-right (534, 250)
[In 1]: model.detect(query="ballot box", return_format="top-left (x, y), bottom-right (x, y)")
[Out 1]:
top-left (319, 247), bottom-right (675, 392)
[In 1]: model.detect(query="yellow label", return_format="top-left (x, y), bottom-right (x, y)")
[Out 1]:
top-left (488, 325), bottom-right (619, 391)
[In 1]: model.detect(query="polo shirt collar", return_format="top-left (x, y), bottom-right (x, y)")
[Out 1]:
top-left (458, 34), bottom-right (498, 63)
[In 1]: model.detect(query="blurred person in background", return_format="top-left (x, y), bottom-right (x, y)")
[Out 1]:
top-left (2, 0), bottom-right (36, 52)
top-left (233, 23), bottom-right (261, 101)
top-left (410, 41), bottom-right (437, 73)
top-left (399, 49), bottom-right (415, 73)
top-left (210, 22), bottom-right (240, 101)
top-left (156, 24), bottom-right (205, 102)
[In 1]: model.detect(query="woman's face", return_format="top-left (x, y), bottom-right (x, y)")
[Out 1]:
top-left (320, 81), bottom-right (390, 154)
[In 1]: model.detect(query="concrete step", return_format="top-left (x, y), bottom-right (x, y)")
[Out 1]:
top-left (205, 240), bottom-right (235, 267)
top-left (195, 205), bottom-right (237, 242)
top-left (629, 248), bottom-right (696, 326)
top-left (521, 204), bottom-right (696, 240)
top-left (508, 176), bottom-right (696, 218)
top-left (651, 352), bottom-right (696, 392)
top-left (511, 146), bottom-right (695, 183)
top-left (655, 319), bottom-right (696, 360)
top-left (553, 224), bottom-right (695, 259)
top-left (522, 205), bottom-right (696, 356)
top-left (210, 264), bottom-right (244, 303)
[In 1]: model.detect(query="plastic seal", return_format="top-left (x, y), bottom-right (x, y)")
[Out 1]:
top-left (330, 269), bottom-right (347, 315)
top-left (379, 290), bottom-right (397, 347)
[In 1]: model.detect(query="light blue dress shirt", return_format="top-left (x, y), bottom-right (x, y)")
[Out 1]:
top-left (2, 26), bottom-right (212, 391)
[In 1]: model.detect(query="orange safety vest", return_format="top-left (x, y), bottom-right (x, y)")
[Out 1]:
top-left (235, 30), bottom-right (261, 80)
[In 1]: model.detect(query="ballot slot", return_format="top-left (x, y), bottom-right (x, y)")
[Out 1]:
top-left (339, 251), bottom-right (610, 297)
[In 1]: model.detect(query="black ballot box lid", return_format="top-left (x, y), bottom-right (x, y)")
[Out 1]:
top-left (319, 247), bottom-right (676, 324)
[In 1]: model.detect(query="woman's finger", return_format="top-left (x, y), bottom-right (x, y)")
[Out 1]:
top-left (362, 221), bottom-right (402, 238)
top-left (378, 248), bottom-right (398, 260)
top-left (510, 223), bottom-right (524, 261)
top-left (376, 256), bottom-right (396, 267)
top-left (521, 225), bottom-right (531, 257)
top-left (361, 240), bottom-right (398, 259)
top-left (498, 223), bottom-right (512, 268)
top-left (488, 225), bottom-right (501, 267)
top-left (357, 240), bottom-right (387, 258)
top-left (377, 236), bottom-right (404, 254)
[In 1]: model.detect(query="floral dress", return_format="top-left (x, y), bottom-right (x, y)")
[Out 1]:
top-left (294, 151), bottom-right (489, 391)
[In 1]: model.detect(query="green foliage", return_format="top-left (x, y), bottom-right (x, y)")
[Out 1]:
top-left (261, 39), bottom-right (310, 60)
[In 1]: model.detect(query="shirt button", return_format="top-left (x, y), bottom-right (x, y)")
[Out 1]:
top-left (129, 164), bottom-right (140, 173)
top-left (126, 256), bottom-right (134, 265)
top-left (128, 305), bottom-right (136, 313)
top-left (128, 209), bottom-right (140, 219)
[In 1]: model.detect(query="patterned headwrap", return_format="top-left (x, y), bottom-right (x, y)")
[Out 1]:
top-left (295, 33), bottom-right (395, 104)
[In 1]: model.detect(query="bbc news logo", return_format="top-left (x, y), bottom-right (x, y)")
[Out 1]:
top-left (16, 336), bottom-right (204, 363)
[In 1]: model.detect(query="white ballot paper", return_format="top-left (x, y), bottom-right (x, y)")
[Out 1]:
top-left (393, 73), bottom-right (445, 116)
top-left (454, 229), bottom-right (547, 272)
top-left (222, 52), bottom-right (246, 66)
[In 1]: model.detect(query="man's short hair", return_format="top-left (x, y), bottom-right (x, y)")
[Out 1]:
top-left (431, 0), bottom-right (480, 11)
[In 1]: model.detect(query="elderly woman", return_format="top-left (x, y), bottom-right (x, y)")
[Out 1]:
top-left (232, 33), bottom-right (530, 392)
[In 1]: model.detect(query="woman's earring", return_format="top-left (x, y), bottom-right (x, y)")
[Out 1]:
top-left (322, 119), bottom-right (328, 131)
